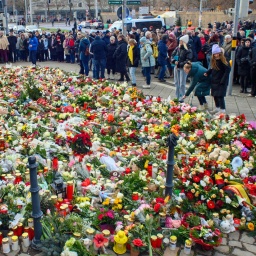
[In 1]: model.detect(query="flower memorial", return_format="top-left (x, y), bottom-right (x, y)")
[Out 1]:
top-left (0, 66), bottom-right (255, 255)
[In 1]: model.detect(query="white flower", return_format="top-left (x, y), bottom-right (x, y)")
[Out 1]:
top-left (200, 180), bottom-right (206, 187)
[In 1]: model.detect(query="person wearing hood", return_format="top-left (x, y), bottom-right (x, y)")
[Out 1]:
top-left (90, 35), bottom-right (107, 79)
top-left (204, 44), bottom-right (230, 115)
top-left (140, 36), bottom-right (155, 89)
top-left (236, 38), bottom-right (251, 93)
top-left (106, 36), bottom-right (117, 80)
top-left (28, 31), bottom-right (38, 67)
top-left (79, 35), bottom-right (90, 77)
top-left (182, 61), bottom-right (211, 111)
top-left (171, 34), bottom-right (193, 102)
top-left (113, 34), bottom-right (130, 82)
top-left (157, 34), bottom-right (168, 82)
top-left (102, 30), bottom-right (111, 45)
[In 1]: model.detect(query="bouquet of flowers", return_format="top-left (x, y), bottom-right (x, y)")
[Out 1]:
top-left (190, 226), bottom-right (222, 250)
top-left (70, 131), bottom-right (92, 154)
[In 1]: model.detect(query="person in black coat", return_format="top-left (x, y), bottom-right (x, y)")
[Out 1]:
top-left (205, 44), bottom-right (230, 115)
top-left (37, 38), bottom-right (44, 61)
top-left (49, 34), bottom-right (57, 61)
top-left (157, 35), bottom-right (168, 82)
top-left (236, 38), bottom-right (251, 93)
top-left (90, 36), bottom-right (107, 79)
top-left (8, 30), bottom-right (17, 62)
top-left (55, 33), bottom-right (64, 62)
top-left (249, 46), bottom-right (256, 97)
top-left (127, 39), bottom-right (140, 86)
top-left (106, 36), bottom-right (117, 80)
top-left (113, 34), bottom-right (130, 82)
top-left (191, 31), bottom-right (202, 61)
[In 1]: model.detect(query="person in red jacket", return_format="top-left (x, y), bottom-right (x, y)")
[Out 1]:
top-left (197, 33), bottom-right (207, 68)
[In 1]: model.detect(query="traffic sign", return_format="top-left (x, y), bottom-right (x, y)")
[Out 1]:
top-left (117, 6), bottom-right (129, 19)
top-left (127, 1), bottom-right (141, 4)
top-left (108, 0), bottom-right (122, 4)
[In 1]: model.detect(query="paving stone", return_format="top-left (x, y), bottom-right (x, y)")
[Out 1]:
top-left (163, 247), bottom-right (180, 256)
top-left (243, 243), bottom-right (256, 253)
top-left (213, 252), bottom-right (227, 256)
top-left (228, 231), bottom-right (240, 241)
top-left (228, 240), bottom-right (242, 248)
top-left (214, 245), bottom-right (230, 254)
top-left (232, 248), bottom-right (255, 256)
top-left (195, 249), bottom-right (212, 256)
top-left (179, 249), bottom-right (195, 256)
top-left (240, 233), bottom-right (255, 244)
top-left (17, 254), bottom-right (29, 256)
top-left (220, 237), bottom-right (227, 245)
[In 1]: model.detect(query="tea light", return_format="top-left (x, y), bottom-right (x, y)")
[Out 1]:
top-left (28, 218), bottom-right (34, 228)
top-left (11, 236), bottom-right (19, 251)
top-left (22, 232), bottom-right (30, 247)
top-left (170, 235), bottom-right (177, 250)
top-left (2, 237), bottom-right (10, 253)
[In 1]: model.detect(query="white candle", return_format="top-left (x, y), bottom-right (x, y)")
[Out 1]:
top-left (2, 238), bottom-right (10, 253)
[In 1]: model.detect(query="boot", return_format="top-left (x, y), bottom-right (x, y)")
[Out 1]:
top-left (125, 73), bottom-right (130, 82)
top-left (118, 74), bottom-right (124, 81)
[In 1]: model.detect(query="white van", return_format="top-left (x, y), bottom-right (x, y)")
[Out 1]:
top-left (109, 17), bottom-right (165, 32)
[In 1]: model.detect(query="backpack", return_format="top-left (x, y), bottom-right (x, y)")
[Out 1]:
top-left (152, 43), bottom-right (158, 58)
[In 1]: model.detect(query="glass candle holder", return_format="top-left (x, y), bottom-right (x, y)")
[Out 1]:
top-left (28, 218), bottom-right (34, 228)
top-left (86, 228), bottom-right (95, 240)
top-left (11, 236), bottom-right (19, 251)
top-left (12, 226), bottom-right (18, 236)
top-left (7, 231), bottom-right (14, 245)
top-left (73, 232), bottom-right (81, 239)
top-left (156, 234), bottom-right (163, 248)
top-left (66, 181), bottom-right (74, 200)
top-left (0, 231), bottom-right (2, 246)
top-left (2, 238), bottom-right (10, 253)
top-left (150, 235), bottom-right (158, 249)
top-left (102, 229), bottom-right (110, 247)
top-left (184, 239), bottom-right (192, 255)
top-left (132, 192), bottom-right (139, 201)
top-left (170, 235), bottom-right (177, 250)
top-left (22, 232), bottom-right (30, 247)
top-left (159, 212), bottom-right (166, 227)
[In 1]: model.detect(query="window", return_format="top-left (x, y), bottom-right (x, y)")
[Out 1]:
top-left (135, 21), bottom-right (162, 30)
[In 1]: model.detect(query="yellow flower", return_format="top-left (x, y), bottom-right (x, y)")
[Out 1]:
top-left (211, 194), bottom-right (216, 199)
top-left (102, 198), bottom-right (110, 206)
top-left (248, 222), bottom-right (254, 231)
top-left (195, 192), bottom-right (199, 197)
top-left (191, 189), bottom-right (195, 194)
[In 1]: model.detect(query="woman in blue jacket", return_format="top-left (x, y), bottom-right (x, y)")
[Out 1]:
top-left (157, 35), bottom-right (168, 82)
top-left (79, 35), bottom-right (90, 77)
top-left (182, 61), bottom-right (211, 111)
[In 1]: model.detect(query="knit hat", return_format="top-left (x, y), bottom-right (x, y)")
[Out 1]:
top-left (212, 44), bottom-right (222, 54)
top-left (179, 34), bottom-right (189, 44)
top-left (225, 35), bottom-right (231, 39)
top-left (140, 37), bottom-right (147, 44)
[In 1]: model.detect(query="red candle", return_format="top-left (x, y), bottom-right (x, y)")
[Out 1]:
top-left (144, 125), bottom-right (148, 132)
top-left (151, 236), bottom-right (158, 248)
top-left (12, 226), bottom-right (18, 236)
top-left (147, 163), bottom-right (153, 178)
top-left (29, 228), bottom-right (34, 240)
top-left (157, 96), bottom-right (161, 103)
top-left (125, 168), bottom-right (131, 174)
top-left (156, 234), bottom-right (163, 248)
top-left (66, 181), bottom-right (74, 200)
top-left (52, 156), bottom-right (58, 171)
top-left (83, 102), bottom-right (88, 109)
top-left (0, 232), bottom-right (2, 245)
top-left (17, 223), bottom-right (23, 236)
top-left (132, 192), bottom-right (139, 201)
top-left (14, 174), bottom-right (22, 184)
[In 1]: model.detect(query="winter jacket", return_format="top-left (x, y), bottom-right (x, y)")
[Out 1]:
top-left (106, 42), bottom-right (117, 70)
top-left (157, 36), bottom-right (168, 66)
top-left (102, 35), bottom-right (110, 46)
top-left (140, 42), bottom-right (156, 67)
top-left (185, 62), bottom-right (211, 97)
top-left (90, 36), bottom-right (107, 60)
top-left (192, 35), bottom-right (202, 61)
top-left (113, 40), bottom-right (128, 73)
top-left (222, 41), bottom-right (232, 62)
top-left (37, 40), bottom-right (44, 51)
top-left (28, 36), bottom-right (38, 51)
top-left (79, 38), bottom-right (90, 61)
top-left (249, 47), bottom-right (256, 67)
top-left (236, 46), bottom-right (251, 76)
top-left (171, 45), bottom-right (193, 68)
top-left (202, 41), bottom-right (219, 56)
top-left (8, 35), bottom-right (17, 49)
top-left (167, 34), bottom-right (177, 58)
top-left (127, 44), bottom-right (140, 67)
top-left (206, 59), bottom-right (230, 97)
top-left (197, 37), bottom-right (206, 61)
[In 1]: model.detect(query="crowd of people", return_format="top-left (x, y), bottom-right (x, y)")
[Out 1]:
top-left (0, 18), bottom-right (255, 114)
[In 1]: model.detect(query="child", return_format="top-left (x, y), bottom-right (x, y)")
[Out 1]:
top-left (204, 44), bottom-right (230, 115)
top-left (182, 61), bottom-right (211, 110)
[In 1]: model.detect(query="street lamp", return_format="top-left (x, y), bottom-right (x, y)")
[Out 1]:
top-left (24, 0), bottom-right (28, 25)
top-left (199, 0), bottom-right (203, 28)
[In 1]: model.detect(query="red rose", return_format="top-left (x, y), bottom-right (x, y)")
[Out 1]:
top-left (241, 151), bottom-right (249, 160)
top-left (156, 198), bottom-right (164, 204)
top-left (133, 238), bottom-right (144, 247)
top-left (98, 214), bottom-right (104, 220)
top-left (193, 176), bottom-right (200, 183)
top-left (154, 203), bottom-right (161, 213)
top-left (204, 170), bottom-right (211, 176)
top-left (186, 192), bottom-right (194, 200)
top-left (207, 200), bottom-right (215, 209)
top-left (215, 200), bottom-right (224, 209)
top-left (240, 138), bottom-right (253, 149)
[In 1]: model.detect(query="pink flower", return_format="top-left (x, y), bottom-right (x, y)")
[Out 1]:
top-left (196, 129), bottom-right (204, 136)
top-left (93, 234), bottom-right (108, 248)
top-left (106, 210), bottom-right (114, 219)
top-left (68, 160), bottom-right (76, 167)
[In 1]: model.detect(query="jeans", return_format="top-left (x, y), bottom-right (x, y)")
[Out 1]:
top-left (214, 96), bottom-right (225, 109)
top-left (81, 56), bottom-right (89, 76)
top-left (65, 55), bottom-right (70, 63)
top-left (174, 66), bottom-right (187, 101)
top-left (70, 53), bottom-right (75, 63)
top-left (29, 50), bottom-right (37, 65)
top-left (92, 58), bottom-right (97, 79)
top-left (158, 65), bottom-right (167, 80)
top-left (94, 59), bottom-right (106, 79)
top-left (206, 54), bottom-right (211, 68)
top-left (143, 66), bottom-right (151, 85)
top-left (197, 96), bottom-right (207, 105)
top-left (129, 67), bottom-right (136, 84)
top-left (20, 50), bottom-right (26, 61)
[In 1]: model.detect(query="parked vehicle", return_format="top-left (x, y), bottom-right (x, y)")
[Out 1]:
top-left (25, 25), bottom-right (42, 34)
top-left (91, 21), bottom-right (104, 29)
top-left (79, 21), bottom-right (91, 28)
top-left (13, 25), bottom-right (26, 34)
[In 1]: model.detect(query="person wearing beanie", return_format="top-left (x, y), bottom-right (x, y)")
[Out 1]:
top-left (140, 36), bottom-right (155, 89)
top-left (236, 38), bottom-right (251, 93)
top-left (204, 44), bottom-right (230, 115)
top-left (171, 34), bottom-right (193, 102)
top-left (157, 35), bottom-right (168, 82)
top-left (202, 34), bottom-right (220, 67)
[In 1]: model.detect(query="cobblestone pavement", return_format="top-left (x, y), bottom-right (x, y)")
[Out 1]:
top-left (0, 61), bottom-right (254, 255)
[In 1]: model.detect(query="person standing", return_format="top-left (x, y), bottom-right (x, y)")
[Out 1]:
top-left (171, 35), bottom-right (193, 102)
top-left (55, 32), bottom-right (64, 62)
top-left (182, 61), bottom-right (211, 110)
top-left (0, 31), bottom-right (9, 64)
top-left (49, 34), bottom-right (57, 61)
top-left (90, 35), bottom-right (107, 79)
top-left (249, 46), bottom-right (256, 97)
top-left (157, 34), bottom-right (168, 82)
top-left (236, 38), bottom-right (251, 93)
top-left (222, 35), bottom-right (232, 62)
top-left (63, 34), bottom-right (70, 63)
top-left (73, 18), bottom-right (77, 34)
top-left (106, 36), bottom-right (117, 80)
top-left (68, 35), bottom-right (75, 64)
top-left (19, 33), bottom-right (26, 61)
top-left (167, 33), bottom-right (177, 77)
top-left (204, 44), bottom-right (230, 115)
top-left (28, 32), bottom-right (38, 67)
top-left (127, 39), bottom-right (140, 86)
top-left (79, 34), bottom-right (90, 77)
top-left (113, 34), bottom-right (130, 82)
top-left (140, 36), bottom-right (155, 89)
top-left (8, 30), bottom-right (17, 63)
top-left (42, 34), bottom-right (49, 61)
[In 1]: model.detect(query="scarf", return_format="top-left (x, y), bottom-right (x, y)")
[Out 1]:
top-left (128, 45), bottom-right (134, 65)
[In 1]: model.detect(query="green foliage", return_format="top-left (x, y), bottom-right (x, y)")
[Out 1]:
top-left (25, 76), bottom-right (42, 100)
top-left (59, 213), bottom-right (84, 234)
top-left (186, 215), bottom-right (201, 227)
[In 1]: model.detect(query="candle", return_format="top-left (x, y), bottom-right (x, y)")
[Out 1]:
top-left (170, 236), bottom-right (177, 250)
top-left (25, 171), bottom-right (30, 182)
top-left (73, 232), bottom-right (81, 239)
top-left (7, 231), bottom-right (14, 245)
top-left (144, 125), bottom-right (148, 132)
top-left (86, 228), bottom-right (95, 240)
top-left (14, 173), bottom-right (22, 184)
top-left (28, 218), bottom-right (34, 228)
top-left (150, 235), bottom-right (158, 248)
top-left (159, 212), bottom-right (166, 227)
top-left (102, 229), bottom-right (110, 247)
top-left (17, 223), bottom-right (23, 237)
top-left (12, 226), bottom-right (18, 236)
top-left (152, 163), bottom-right (158, 179)
top-left (132, 192), bottom-right (139, 201)
top-left (52, 156), bottom-right (58, 171)
top-left (2, 238), bottom-right (10, 253)
top-left (0, 232), bottom-right (2, 245)
top-left (66, 181), bottom-right (74, 200)
top-left (22, 232), bottom-right (30, 247)
top-left (28, 228), bottom-right (34, 241)
top-left (156, 234), bottom-right (163, 248)
top-left (184, 239), bottom-right (192, 255)
top-left (59, 205), bottom-right (67, 217)
top-left (0, 136), bottom-right (5, 151)
top-left (147, 162), bottom-right (153, 178)
top-left (11, 236), bottom-right (19, 251)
